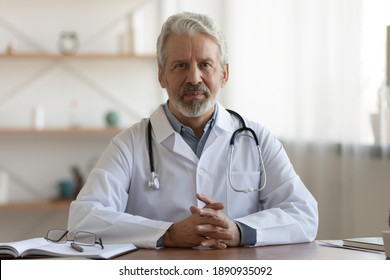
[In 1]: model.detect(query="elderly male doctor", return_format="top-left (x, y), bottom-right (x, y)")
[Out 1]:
top-left (68, 12), bottom-right (318, 249)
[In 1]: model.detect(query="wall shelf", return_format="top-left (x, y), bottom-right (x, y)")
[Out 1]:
top-left (0, 199), bottom-right (72, 211)
top-left (0, 53), bottom-right (155, 60)
top-left (0, 127), bottom-right (123, 137)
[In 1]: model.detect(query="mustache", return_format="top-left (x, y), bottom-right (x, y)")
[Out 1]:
top-left (179, 83), bottom-right (211, 97)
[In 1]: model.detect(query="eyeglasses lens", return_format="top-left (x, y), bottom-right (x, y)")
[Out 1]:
top-left (46, 229), bottom-right (68, 243)
top-left (74, 232), bottom-right (96, 246)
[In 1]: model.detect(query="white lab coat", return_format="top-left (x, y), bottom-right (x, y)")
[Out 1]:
top-left (68, 103), bottom-right (318, 248)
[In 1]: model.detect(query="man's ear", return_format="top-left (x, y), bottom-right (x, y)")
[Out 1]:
top-left (158, 69), bottom-right (166, 88)
top-left (221, 63), bottom-right (229, 88)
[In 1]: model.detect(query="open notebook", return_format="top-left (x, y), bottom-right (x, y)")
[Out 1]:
top-left (0, 237), bottom-right (137, 259)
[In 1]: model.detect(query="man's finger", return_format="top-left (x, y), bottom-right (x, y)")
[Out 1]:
top-left (203, 202), bottom-right (224, 210)
top-left (196, 193), bottom-right (214, 205)
top-left (201, 238), bottom-right (227, 249)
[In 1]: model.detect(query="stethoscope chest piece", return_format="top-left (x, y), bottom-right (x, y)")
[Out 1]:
top-left (148, 172), bottom-right (160, 190)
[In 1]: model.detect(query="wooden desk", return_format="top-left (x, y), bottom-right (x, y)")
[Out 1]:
top-left (115, 241), bottom-right (386, 260)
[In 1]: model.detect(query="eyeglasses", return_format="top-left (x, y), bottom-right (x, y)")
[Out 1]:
top-left (45, 229), bottom-right (104, 250)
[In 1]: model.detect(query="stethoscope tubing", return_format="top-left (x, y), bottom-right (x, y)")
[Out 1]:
top-left (147, 109), bottom-right (266, 193)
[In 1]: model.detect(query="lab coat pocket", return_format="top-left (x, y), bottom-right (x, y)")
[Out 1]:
top-left (227, 171), bottom-right (261, 218)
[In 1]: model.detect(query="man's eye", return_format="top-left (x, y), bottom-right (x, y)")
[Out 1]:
top-left (174, 63), bottom-right (186, 69)
top-left (201, 62), bottom-right (213, 70)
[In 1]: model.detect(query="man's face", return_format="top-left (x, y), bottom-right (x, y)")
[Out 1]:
top-left (158, 33), bottom-right (229, 120)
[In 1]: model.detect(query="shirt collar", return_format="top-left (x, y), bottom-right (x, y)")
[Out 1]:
top-left (162, 102), bottom-right (217, 134)
top-left (149, 102), bottom-right (235, 147)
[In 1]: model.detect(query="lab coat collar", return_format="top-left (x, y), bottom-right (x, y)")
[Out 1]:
top-left (213, 102), bottom-right (237, 134)
top-left (149, 105), bottom-right (173, 144)
top-left (149, 102), bottom-right (235, 144)
top-left (149, 105), bottom-right (197, 162)
top-left (149, 102), bottom-right (236, 162)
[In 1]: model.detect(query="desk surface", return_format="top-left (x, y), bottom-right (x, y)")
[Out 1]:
top-left (115, 241), bottom-right (386, 260)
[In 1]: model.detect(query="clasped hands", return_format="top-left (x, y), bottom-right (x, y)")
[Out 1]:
top-left (163, 193), bottom-right (241, 249)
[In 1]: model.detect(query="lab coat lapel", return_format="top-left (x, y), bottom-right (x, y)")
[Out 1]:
top-left (202, 103), bottom-right (236, 152)
top-left (171, 133), bottom-right (199, 163)
top-left (149, 105), bottom-right (199, 164)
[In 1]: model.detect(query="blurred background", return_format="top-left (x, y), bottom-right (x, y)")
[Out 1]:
top-left (0, 0), bottom-right (389, 242)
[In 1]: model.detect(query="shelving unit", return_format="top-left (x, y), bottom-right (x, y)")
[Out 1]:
top-left (0, 0), bottom-right (160, 212)
top-left (0, 0), bottom-right (166, 242)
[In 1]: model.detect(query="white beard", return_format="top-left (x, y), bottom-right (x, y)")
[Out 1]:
top-left (173, 83), bottom-right (215, 117)
top-left (173, 96), bottom-right (214, 118)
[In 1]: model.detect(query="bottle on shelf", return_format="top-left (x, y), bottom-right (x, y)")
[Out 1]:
top-left (31, 105), bottom-right (45, 130)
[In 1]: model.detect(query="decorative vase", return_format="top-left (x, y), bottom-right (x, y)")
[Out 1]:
top-left (105, 111), bottom-right (120, 127)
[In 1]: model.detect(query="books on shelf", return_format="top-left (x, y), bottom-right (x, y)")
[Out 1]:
top-left (342, 237), bottom-right (384, 252)
top-left (0, 237), bottom-right (137, 259)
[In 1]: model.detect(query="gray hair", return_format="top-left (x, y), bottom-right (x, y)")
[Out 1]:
top-left (156, 12), bottom-right (228, 71)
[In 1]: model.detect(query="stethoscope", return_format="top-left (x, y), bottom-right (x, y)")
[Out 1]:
top-left (147, 109), bottom-right (266, 193)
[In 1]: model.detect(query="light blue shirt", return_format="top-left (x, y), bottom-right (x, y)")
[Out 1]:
top-left (163, 102), bottom-right (216, 158)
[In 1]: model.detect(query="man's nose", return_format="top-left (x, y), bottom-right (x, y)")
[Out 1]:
top-left (186, 64), bottom-right (202, 85)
